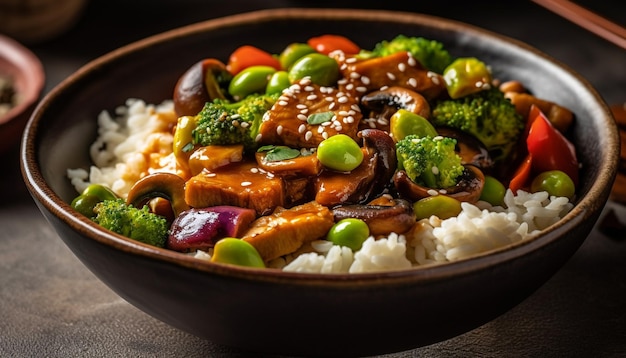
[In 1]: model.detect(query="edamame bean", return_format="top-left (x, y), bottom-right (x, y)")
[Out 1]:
top-left (317, 134), bottom-right (363, 172)
top-left (443, 57), bottom-right (492, 99)
top-left (288, 53), bottom-right (339, 86)
top-left (389, 109), bottom-right (438, 141)
top-left (211, 237), bottom-right (266, 268)
top-left (413, 195), bottom-right (462, 220)
top-left (279, 42), bottom-right (316, 70)
top-left (265, 71), bottom-right (291, 95)
top-left (228, 65), bottom-right (276, 100)
top-left (480, 175), bottom-right (506, 206)
top-left (530, 170), bottom-right (575, 199)
top-left (327, 218), bottom-right (370, 251)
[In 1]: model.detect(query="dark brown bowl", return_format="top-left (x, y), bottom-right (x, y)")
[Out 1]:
top-left (0, 34), bottom-right (44, 155)
top-left (20, 8), bottom-right (618, 357)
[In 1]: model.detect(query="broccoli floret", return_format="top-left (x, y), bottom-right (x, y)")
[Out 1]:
top-left (192, 93), bottom-right (278, 152)
top-left (396, 135), bottom-right (464, 189)
top-left (430, 88), bottom-right (525, 162)
top-left (369, 34), bottom-right (453, 74)
top-left (93, 198), bottom-right (169, 248)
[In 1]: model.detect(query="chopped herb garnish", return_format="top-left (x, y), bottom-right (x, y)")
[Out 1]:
top-left (182, 142), bottom-right (195, 153)
top-left (307, 111), bottom-right (334, 125)
top-left (258, 145), bottom-right (301, 162)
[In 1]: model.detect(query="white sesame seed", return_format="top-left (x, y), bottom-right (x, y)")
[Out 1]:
top-left (407, 78), bottom-right (417, 87)
top-left (431, 166), bottom-right (440, 175)
top-left (317, 126), bottom-right (325, 134)
top-left (276, 125), bottom-right (283, 135)
top-left (337, 96), bottom-right (348, 103)
top-left (346, 57), bottom-right (357, 63)
top-left (250, 167), bottom-right (259, 173)
top-left (335, 125), bottom-right (343, 131)
top-left (386, 72), bottom-right (396, 80)
top-left (325, 96), bottom-right (334, 102)
top-left (241, 181), bottom-right (252, 187)
top-left (322, 132), bottom-right (329, 139)
top-left (255, 133), bottom-right (262, 142)
top-left (279, 100), bottom-right (289, 106)
top-left (356, 86), bottom-right (368, 93)
top-left (298, 124), bottom-right (306, 133)
top-left (300, 108), bottom-right (308, 114)
top-left (350, 72), bottom-right (361, 79)
top-left (305, 86), bottom-right (315, 91)
top-left (398, 63), bottom-right (406, 72)
top-left (240, 122), bottom-right (249, 128)
top-left (407, 56), bottom-right (416, 67)
top-left (206, 173), bottom-right (217, 177)
top-left (296, 104), bottom-right (307, 109)
top-left (321, 121), bottom-right (331, 126)
top-left (345, 83), bottom-right (354, 90)
top-left (329, 102), bottom-right (336, 110)
top-left (305, 131), bottom-right (313, 141)
top-left (427, 189), bottom-right (439, 196)
top-left (307, 94), bottom-right (318, 101)
top-left (297, 114), bottom-right (308, 121)
top-left (231, 114), bottom-right (241, 119)
top-left (361, 76), bottom-right (370, 85)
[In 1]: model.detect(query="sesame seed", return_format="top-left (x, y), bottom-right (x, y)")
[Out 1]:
top-left (297, 114), bottom-right (308, 121)
top-left (317, 126), bottom-right (325, 134)
top-left (305, 131), bottom-right (313, 141)
top-left (250, 167), bottom-right (259, 173)
top-left (322, 132), bottom-right (329, 139)
top-left (346, 57), bottom-right (357, 63)
top-left (356, 86), bottom-right (368, 93)
top-left (307, 94), bottom-right (318, 101)
top-left (255, 133), bottom-right (262, 142)
top-left (276, 125), bottom-right (283, 135)
top-left (240, 122), bottom-right (249, 128)
top-left (231, 114), bottom-right (241, 119)
top-left (296, 104), bottom-right (307, 109)
top-left (398, 63), bottom-right (406, 72)
top-left (337, 96), bottom-right (348, 103)
top-left (329, 102), bottom-right (336, 110)
top-left (300, 108), bottom-right (308, 114)
top-left (386, 72), bottom-right (396, 80)
top-left (305, 86), bottom-right (315, 91)
top-left (206, 173), bottom-right (217, 177)
top-left (241, 181), bottom-right (252, 187)
top-left (350, 72), bottom-right (361, 79)
top-left (431, 166), bottom-right (440, 175)
top-left (321, 121), bottom-right (331, 126)
top-left (361, 76), bottom-right (370, 85)
top-left (407, 78), bottom-right (417, 87)
top-left (338, 78), bottom-right (348, 85)
top-left (427, 189), bottom-right (439, 196)
top-left (278, 100), bottom-right (288, 106)
top-left (325, 96), bottom-right (334, 102)
top-left (335, 125), bottom-right (343, 131)
top-left (407, 55), bottom-right (416, 67)
top-left (345, 83), bottom-right (354, 90)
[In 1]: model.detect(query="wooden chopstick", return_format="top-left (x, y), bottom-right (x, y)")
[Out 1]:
top-left (531, 0), bottom-right (626, 50)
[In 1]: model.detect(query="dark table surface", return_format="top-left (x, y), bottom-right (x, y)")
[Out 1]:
top-left (2, 1), bottom-right (626, 357)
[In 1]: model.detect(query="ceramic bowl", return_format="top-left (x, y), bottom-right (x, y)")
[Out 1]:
top-left (0, 34), bottom-right (44, 155)
top-left (21, 8), bottom-right (618, 357)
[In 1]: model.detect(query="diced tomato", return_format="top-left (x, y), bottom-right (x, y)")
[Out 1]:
top-left (307, 34), bottom-right (360, 55)
top-left (226, 45), bottom-right (282, 75)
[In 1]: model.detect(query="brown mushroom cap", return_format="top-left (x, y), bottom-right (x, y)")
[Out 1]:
top-left (173, 58), bottom-right (230, 117)
top-left (394, 164), bottom-right (485, 203)
top-left (332, 198), bottom-right (415, 236)
top-left (360, 86), bottom-right (431, 131)
top-left (126, 172), bottom-right (190, 218)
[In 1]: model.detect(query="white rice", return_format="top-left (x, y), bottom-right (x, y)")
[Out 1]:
top-left (69, 99), bottom-right (575, 274)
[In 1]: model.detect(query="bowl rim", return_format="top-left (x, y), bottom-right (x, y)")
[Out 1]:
top-left (21, 7), bottom-right (619, 286)
top-left (0, 33), bottom-right (45, 126)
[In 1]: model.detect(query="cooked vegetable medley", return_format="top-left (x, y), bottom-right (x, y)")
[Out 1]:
top-left (68, 34), bottom-right (580, 273)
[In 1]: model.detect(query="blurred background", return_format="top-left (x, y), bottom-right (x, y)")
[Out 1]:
top-left (1, 1), bottom-right (625, 357)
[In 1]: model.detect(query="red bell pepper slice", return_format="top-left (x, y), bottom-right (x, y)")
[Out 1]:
top-left (509, 153), bottom-right (533, 193)
top-left (307, 34), bottom-right (360, 55)
top-left (226, 45), bottom-right (282, 76)
top-left (526, 105), bottom-right (579, 186)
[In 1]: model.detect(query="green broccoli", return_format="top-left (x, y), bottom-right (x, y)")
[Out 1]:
top-left (368, 34), bottom-right (453, 74)
top-left (396, 134), bottom-right (464, 189)
top-left (192, 93), bottom-right (278, 152)
top-left (93, 198), bottom-right (169, 248)
top-left (430, 87), bottom-right (525, 162)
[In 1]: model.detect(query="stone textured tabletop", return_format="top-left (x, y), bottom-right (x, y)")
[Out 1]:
top-left (2, 1), bottom-right (625, 357)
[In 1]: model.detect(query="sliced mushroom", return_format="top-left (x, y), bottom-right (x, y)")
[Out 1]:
top-left (173, 58), bottom-right (231, 117)
top-left (360, 86), bottom-right (431, 132)
top-left (126, 172), bottom-right (190, 218)
top-left (394, 164), bottom-right (485, 203)
top-left (332, 198), bottom-right (414, 236)
top-left (314, 129), bottom-right (396, 206)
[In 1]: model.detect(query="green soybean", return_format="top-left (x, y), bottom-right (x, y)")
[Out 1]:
top-left (71, 183), bottom-right (118, 218)
top-left (288, 53), bottom-right (339, 86)
top-left (530, 170), bottom-right (575, 199)
top-left (265, 70), bottom-right (291, 95)
top-left (389, 109), bottom-right (438, 141)
top-left (228, 65), bottom-right (276, 100)
top-left (327, 218), bottom-right (370, 251)
top-left (480, 175), bottom-right (506, 206)
top-left (211, 237), bottom-right (266, 268)
top-left (443, 57), bottom-right (492, 99)
top-left (413, 195), bottom-right (462, 220)
top-left (279, 43), bottom-right (316, 70)
top-left (317, 134), bottom-right (363, 172)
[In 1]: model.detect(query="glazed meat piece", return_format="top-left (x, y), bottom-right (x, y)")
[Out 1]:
top-left (185, 160), bottom-right (284, 216)
top-left (242, 201), bottom-right (335, 261)
top-left (257, 77), bottom-right (362, 148)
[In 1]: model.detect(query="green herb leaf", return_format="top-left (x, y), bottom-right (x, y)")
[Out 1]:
top-left (263, 146), bottom-right (301, 162)
top-left (257, 145), bottom-right (277, 153)
top-left (182, 142), bottom-right (195, 153)
top-left (307, 111), bottom-right (334, 125)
